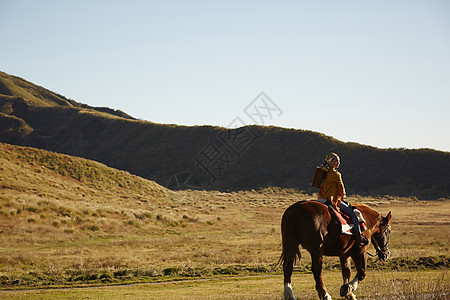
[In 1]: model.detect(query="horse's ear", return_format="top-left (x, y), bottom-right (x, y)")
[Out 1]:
top-left (384, 211), bottom-right (392, 225)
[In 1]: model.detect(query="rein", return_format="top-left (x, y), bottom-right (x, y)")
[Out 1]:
top-left (367, 226), bottom-right (390, 257)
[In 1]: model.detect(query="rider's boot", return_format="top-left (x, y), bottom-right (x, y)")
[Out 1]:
top-left (354, 229), bottom-right (369, 246)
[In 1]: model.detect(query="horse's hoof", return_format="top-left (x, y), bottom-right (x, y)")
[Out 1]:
top-left (283, 283), bottom-right (296, 300)
top-left (340, 284), bottom-right (351, 297)
top-left (283, 294), bottom-right (296, 300)
top-left (346, 293), bottom-right (357, 300)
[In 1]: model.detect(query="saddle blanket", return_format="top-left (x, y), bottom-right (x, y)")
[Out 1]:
top-left (316, 199), bottom-right (367, 235)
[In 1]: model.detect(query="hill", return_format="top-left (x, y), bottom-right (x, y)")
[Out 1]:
top-left (1, 71), bottom-right (449, 199)
top-left (0, 142), bottom-right (172, 232)
top-left (0, 71), bottom-right (134, 119)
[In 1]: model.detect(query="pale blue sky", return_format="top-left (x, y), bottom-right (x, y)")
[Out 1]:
top-left (1, 0), bottom-right (449, 151)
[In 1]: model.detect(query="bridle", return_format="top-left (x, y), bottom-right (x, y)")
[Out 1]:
top-left (367, 224), bottom-right (391, 258)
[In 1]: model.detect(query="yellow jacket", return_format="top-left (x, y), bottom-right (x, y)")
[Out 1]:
top-left (318, 168), bottom-right (346, 209)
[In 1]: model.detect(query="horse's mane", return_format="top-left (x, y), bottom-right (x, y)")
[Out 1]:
top-left (352, 202), bottom-right (369, 208)
top-left (353, 203), bottom-right (382, 228)
top-left (353, 202), bottom-right (378, 212)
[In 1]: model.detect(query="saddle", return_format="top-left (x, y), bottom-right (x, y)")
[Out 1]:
top-left (315, 200), bottom-right (367, 235)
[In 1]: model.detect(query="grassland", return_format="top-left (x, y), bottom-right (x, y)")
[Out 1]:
top-left (0, 142), bottom-right (449, 298)
top-left (1, 271), bottom-right (447, 299)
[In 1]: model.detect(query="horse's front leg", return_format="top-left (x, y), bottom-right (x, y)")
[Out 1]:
top-left (340, 256), bottom-right (351, 284)
top-left (339, 256), bottom-right (358, 299)
top-left (340, 252), bottom-right (367, 298)
top-left (311, 253), bottom-right (332, 300)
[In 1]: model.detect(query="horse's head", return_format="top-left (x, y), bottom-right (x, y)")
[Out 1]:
top-left (371, 211), bottom-right (392, 262)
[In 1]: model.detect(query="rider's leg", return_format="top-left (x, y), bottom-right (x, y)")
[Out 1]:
top-left (338, 202), bottom-right (368, 246)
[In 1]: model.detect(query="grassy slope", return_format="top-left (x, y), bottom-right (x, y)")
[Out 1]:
top-left (0, 143), bottom-right (449, 289)
top-left (0, 71), bottom-right (134, 119)
top-left (0, 72), bottom-right (72, 107)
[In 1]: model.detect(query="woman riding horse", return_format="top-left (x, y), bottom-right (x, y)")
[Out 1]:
top-left (318, 153), bottom-right (368, 246)
top-left (280, 201), bottom-right (391, 300)
top-left (279, 153), bottom-right (392, 299)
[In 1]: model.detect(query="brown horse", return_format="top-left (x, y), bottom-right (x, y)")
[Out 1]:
top-left (279, 200), bottom-right (391, 300)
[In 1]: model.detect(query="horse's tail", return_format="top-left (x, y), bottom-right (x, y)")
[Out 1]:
top-left (277, 207), bottom-right (301, 268)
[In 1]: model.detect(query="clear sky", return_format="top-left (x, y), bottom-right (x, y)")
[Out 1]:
top-left (1, 0), bottom-right (449, 152)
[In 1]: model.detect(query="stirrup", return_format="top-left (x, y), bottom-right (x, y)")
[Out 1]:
top-left (359, 234), bottom-right (369, 246)
top-left (353, 230), bottom-right (369, 246)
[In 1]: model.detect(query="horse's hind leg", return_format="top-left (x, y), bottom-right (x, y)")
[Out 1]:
top-left (311, 252), bottom-right (332, 300)
top-left (283, 258), bottom-right (296, 300)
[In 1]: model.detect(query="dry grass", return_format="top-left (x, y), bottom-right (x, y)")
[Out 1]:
top-left (364, 270), bottom-right (449, 299)
top-left (0, 271), bottom-right (447, 299)
top-left (0, 143), bottom-right (449, 295)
